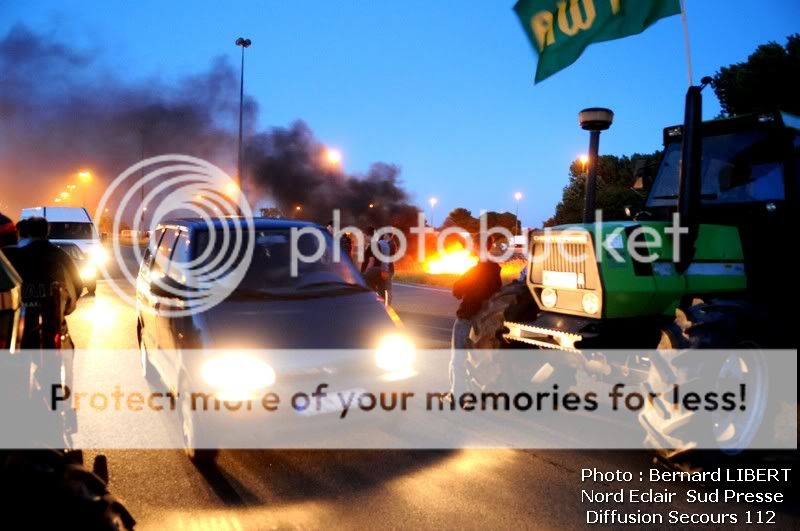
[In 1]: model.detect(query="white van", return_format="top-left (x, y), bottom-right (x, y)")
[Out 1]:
top-left (20, 206), bottom-right (107, 295)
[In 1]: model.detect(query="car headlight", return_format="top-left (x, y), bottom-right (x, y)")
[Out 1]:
top-left (375, 333), bottom-right (416, 373)
top-left (201, 355), bottom-right (276, 400)
top-left (582, 292), bottom-right (600, 315)
top-left (79, 264), bottom-right (96, 280)
top-left (89, 245), bottom-right (109, 265)
top-left (540, 288), bottom-right (557, 308)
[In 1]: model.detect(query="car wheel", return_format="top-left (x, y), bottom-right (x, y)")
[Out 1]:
top-left (178, 376), bottom-right (218, 465)
top-left (137, 323), bottom-right (158, 384)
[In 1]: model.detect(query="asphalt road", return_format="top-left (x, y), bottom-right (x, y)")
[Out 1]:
top-left (63, 249), bottom-right (797, 530)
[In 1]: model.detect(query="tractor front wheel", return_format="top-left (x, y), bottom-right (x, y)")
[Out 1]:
top-left (464, 282), bottom-right (565, 393)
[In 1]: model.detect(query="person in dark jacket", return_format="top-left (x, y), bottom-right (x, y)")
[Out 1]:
top-left (0, 212), bottom-right (16, 247)
top-left (450, 236), bottom-right (501, 397)
top-left (361, 227), bottom-right (391, 301)
top-left (3, 217), bottom-right (82, 396)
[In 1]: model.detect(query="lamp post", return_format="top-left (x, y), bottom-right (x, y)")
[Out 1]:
top-left (513, 192), bottom-right (522, 235)
top-left (140, 128), bottom-right (146, 225)
top-left (578, 108), bottom-right (614, 223)
top-left (235, 37), bottom-right (252, 211)
top-left (78, 170), bottom-right (92, 208)
top-left (428, 197), bottom-right (438, 229)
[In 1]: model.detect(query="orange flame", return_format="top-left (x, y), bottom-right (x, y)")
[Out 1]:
top-left (424, 244), bottom-right (478, 275)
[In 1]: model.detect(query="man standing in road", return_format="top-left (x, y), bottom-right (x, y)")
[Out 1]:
top-left (450, 236), bottom-right (501, 397)
top-left (361, 227), bottom-right (391, 303)
top-left (381, 232), bottom-right (397, 305)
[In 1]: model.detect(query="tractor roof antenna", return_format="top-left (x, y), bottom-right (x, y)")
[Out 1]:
top-left (579, 108), bottom-right (614, 224)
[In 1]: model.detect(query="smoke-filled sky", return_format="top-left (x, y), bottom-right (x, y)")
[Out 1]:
top-left (1, 0), bottom-right (798, 225)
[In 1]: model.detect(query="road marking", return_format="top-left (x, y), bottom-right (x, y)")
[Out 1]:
top-left (394, 282), bottom-right (450, 293)
top-left (408, 322), bottom-right (453, 333)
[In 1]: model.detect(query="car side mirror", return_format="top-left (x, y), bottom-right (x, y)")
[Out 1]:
top-left (150, 276), bottom-right (185, 299)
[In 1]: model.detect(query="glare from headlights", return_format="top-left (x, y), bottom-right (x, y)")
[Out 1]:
top-left (375, 334), bottom-right (416, 373)
top-left (201, 355), bottom-right (276, 396)
top-left (541, 288), bottom-right (557, 308)
top-left (89, 245), bottom-right (109, 265)
top-left (79, 264), bottom-right (96, 280)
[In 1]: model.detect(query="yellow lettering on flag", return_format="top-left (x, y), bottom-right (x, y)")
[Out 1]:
top-left (557, 0), bottom-right (596, 36)
top-left (609, 0), bottom-right (621, 15)
top-left (531, 11), bottom-right (555, 51)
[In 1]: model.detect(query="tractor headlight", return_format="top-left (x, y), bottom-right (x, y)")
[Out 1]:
top-left (582, 292), bottom-right (600, 315)
top-left (201, 354), bottom-right (276, 400)
top-left (541, 288), bottom-right (557, 308)
top-left (375, 333), bottom-right (416, 374)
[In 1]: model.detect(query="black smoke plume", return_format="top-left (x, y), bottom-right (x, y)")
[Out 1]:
top-left (247, 122), bottom-right (419, 227)
top-left (0, 24), bottom-right (417, 228)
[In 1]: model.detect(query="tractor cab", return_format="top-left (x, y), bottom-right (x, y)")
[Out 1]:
top-left (645, 112), bottom-right (797, 233)
top-left (645, 112), bottom-right (798, 305)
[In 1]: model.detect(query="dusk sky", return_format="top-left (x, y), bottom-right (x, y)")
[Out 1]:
top-left (3, 0), bottom-right (798, 226)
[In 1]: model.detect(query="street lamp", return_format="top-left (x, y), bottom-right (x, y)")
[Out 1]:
top-left (323, 147), bottom-right (342, 168)
top-left (578, 108), bottom-right (614, 223)
top-left (77, 170), bottom-right (93, 207)
top-left (224, 181), bottom-right (240, 198)
top-left (514, 192), bottom-right (522, 235)
top-left (579, 154), bottom-right (589, 170)
top-left (235, 37), bottom-right (252, 209)
top-left (428, 196), bottom-right (438, 228)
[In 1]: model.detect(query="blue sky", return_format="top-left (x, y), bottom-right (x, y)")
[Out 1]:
top-left (3, 0), bottom-right (798, 225)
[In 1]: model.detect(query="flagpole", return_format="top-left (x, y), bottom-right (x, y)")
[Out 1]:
top-left (679, 0), bottom-right (694, 85)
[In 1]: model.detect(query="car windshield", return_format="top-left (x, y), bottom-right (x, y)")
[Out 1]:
top-left (192, 228), bottom-right (366, 297)
top-left (47, 221), bottom-right (95, 240)
top-left (646, 130), bottom-right (786, 208)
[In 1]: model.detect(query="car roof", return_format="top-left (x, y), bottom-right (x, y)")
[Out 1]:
top-left (157, 217), bottom-right (323, 232)
top-left (20, 206), bottom-right (93, 223)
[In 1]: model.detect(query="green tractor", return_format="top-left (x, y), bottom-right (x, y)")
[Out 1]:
top-left (469, 82), bottom-right (798, 465)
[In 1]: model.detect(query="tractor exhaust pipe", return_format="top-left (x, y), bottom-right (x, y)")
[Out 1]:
top-left (579, 108), bottom-right (614, 224)
top-left (676, 77), bottom-right (712, 273)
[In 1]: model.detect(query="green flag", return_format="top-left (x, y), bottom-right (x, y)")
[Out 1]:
top-left (514, 0), bottom-right (681, 83)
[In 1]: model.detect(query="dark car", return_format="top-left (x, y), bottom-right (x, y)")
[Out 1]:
top-left (135, 218), bottom-right (416, 463)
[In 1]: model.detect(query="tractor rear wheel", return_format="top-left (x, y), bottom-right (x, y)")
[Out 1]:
top-left (639, 300), bottom-right (789, 470)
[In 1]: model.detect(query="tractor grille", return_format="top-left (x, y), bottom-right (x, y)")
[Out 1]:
top-left (541, 242), bottom-right (587, 288)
